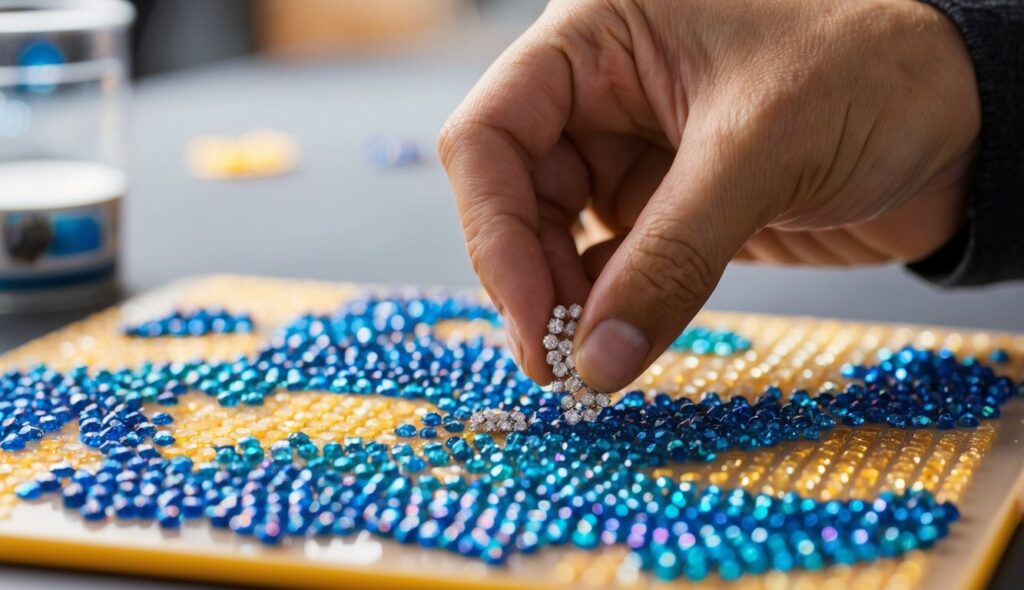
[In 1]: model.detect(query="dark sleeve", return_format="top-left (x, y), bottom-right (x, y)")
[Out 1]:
top-left (907, 0), bottom-right (1024, 286)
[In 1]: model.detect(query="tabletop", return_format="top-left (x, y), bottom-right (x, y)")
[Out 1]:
top-left (1, 23), bottom-right (1023, 590)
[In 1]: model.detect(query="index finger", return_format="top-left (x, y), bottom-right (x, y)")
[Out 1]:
top-left (438, 32), bottom-right (573, 380)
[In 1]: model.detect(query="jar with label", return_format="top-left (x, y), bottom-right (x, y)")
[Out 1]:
top-left (0, 0), bottom-right (133, 312)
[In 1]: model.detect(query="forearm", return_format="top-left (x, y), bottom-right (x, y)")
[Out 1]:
top-left (910, 0), bottom-right (1024, 285)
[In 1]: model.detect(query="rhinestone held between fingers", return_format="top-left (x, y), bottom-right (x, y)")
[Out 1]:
top-left (544, 304), bottom-right (607, 423)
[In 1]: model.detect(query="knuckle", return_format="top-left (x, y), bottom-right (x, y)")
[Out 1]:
top-left (464, 228), bottom-right (497, 281)
top-left (462, 210), bottom-right (523, 276)
top-left (437, 117), bottom-right (470, 168)
top-left (628, 222), bottom-right (717, 313)
top-left (721, 82), bottom-right (802, 147)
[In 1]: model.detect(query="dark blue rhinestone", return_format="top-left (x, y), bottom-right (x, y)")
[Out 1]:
top-left (152, 432), bottom-right (176, 446)
top-left (152, 412), bottom-right (174, 426)
top-left (957, 413), bottom-right (979, 428)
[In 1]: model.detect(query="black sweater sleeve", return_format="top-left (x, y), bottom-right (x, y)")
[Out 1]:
top-left (908, 0), bottom-right (1024, 286)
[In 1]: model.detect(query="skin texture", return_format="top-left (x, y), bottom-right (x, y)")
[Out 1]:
top-left (438, 0), bottom-right (980, 393)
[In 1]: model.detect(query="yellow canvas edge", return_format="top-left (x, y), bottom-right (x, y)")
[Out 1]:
top-left (961, 469), bottom-right (1024, 590)
top-left (0, 531), bottom-right (536, 590)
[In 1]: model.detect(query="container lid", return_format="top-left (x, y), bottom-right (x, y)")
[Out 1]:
top-left (0, 0), bottom-right (134, 35)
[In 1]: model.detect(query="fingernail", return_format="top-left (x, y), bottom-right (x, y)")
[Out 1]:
top-left (576, 319), bottom-right (650, 391)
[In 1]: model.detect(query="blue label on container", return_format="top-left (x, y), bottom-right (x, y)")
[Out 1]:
top-left (48, 212), bottom-right (103, 256)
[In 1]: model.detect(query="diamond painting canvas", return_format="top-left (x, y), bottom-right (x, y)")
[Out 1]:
top-left (0, 275), bottom-right (1022, 590)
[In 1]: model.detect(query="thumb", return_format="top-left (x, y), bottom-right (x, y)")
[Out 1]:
top-left (574, 127), bottom-right (776, 392)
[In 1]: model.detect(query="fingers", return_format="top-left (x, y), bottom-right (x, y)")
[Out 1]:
top-left (532, 137), bottom-right (594, 306)
top-left (438, 33), bottom-right (573, 380)
top-left (587, 139), bottom-right (674, 234)
top-left (580, 237), bottom-right (624, 282)
top-left (573, 123), bottom-right (776, 392)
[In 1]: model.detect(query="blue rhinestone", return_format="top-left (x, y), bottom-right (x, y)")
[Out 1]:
top-left (443, 420), bottom-right (464, 433)
top-left (957, 413), bottom-right (979, 428)
top-left (152, 412), bottom-right (174, 426)
top-left (152, 432), bottom-right (176, 447)
top-left (15, 481), bottom-right (42, 500)
top-left (989, 349), bottom-right (1009, 363)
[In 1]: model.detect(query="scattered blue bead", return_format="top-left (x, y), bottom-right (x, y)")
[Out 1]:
top-left (152, 432), bottom-right (176, 447)
top-left (1, 434), bottom-right (25, 452)
top-left (395, 424), bottom-right (417, 438)
top-left (14, 481), bottom-right (41, 500)
top-left (957, 413), bottom-right (979, 428)
top-left (152, 412), bottom-right (173, 426)
top-left (443, 421), bottom-right (464, 433)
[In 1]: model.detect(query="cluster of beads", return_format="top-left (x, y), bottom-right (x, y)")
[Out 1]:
top-left (466, 408), bottom-right (528, 432)
top-left (835, 347), bottom-right (1019, 429)
top-left (0, 292), bottom-right (1018, 457)
top-left (16, 430), bottom-right (960, 581)
top-left (670, 326), bottom-right (752, 356)
top-left (122, 309), bottom-right (254, 338)
top-left (544, 304), bottom-right (608, 424)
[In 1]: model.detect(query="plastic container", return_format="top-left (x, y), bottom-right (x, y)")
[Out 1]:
top-left (0, 0), bottom-right (133, 312)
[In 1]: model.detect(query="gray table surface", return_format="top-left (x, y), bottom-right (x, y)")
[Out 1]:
top-left (1, 23), bottom-right (1023, 590)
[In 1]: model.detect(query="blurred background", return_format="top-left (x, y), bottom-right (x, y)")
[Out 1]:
top-left (127, 0), bottom-right (540, 76)
top-left (0, 0), bottom-right (1020, 334)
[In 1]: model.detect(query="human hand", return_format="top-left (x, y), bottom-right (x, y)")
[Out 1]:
top-left (439, 0), bottom-right (980, 392)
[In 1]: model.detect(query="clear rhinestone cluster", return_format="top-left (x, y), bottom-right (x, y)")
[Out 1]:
top-left (466, 408), bottom-right (528, 433)
top-left (546, 304), bottom-right (609, 424)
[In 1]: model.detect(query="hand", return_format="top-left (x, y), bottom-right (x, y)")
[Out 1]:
top-left (438, 0), bottom-right (980, 392)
